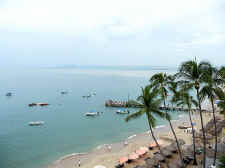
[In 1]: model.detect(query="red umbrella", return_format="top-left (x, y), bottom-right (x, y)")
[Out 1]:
top-left (119, 156), bottom-right (128, 164)
top-left (136, 149), bottom-right (146, 156)
top-left (128, 153), bottom-right (139, 160)
top-left (140, 146), bottom-right (149, 152)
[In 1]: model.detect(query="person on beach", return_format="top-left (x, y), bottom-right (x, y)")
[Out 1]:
top-left (78, 159), bottom-right (81, 167)
top-left (108, 145), bottom-right (112, 151)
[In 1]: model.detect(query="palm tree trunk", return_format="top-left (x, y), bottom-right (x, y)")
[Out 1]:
top-left (146, 113), bottom-right (170, 168)
top-left (163, 93), bottom-right (184, 167)
top-left (196, 88), bottom-right (206, 168)
top-left (188, 109), bottom-right (197, 165)
top-left (167, 117), bottom-right (184, 167)
top-left (210, 97), bottom-right (217, 165)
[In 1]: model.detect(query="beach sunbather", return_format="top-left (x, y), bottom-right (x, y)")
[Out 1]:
top-left (78, 160), bottom-right (81, 167)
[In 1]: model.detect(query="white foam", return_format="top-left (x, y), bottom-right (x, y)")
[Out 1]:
top-left (127, 134), bottom-right (136, 139)
top-left (56, 153), bottom-right (87, 163)
top-left (155, 125), bottom-right (166, 129)
top-left (96, 144), bottom-right (109, 150)
top-left (178, 115), bottom-right (184, 118)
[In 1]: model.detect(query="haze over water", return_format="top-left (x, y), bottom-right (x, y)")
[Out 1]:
top-left (0, 66), bottom-right (184, 168)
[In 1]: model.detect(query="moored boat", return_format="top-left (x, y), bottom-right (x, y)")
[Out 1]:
top-left (28, 121), bottom-right (44, 126)
top-left (37, 103), bottom-right (49, 106)
top-left (61, 91), bottom-right (68, 95)
top-left (116, 109), bottom-right (130, 114)
top-left (29, 103), bottom-right (37, 107)
top-left (84, 110), bottom-right (100, 116)
top-left (6, 92), bottom-right (12, 96)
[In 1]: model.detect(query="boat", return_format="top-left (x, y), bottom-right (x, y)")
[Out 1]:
top-left (82, 94), bottom-right (92, 98)
top-left (85, 109), bottom-right (100, 116)
top-left (116, 109), bottom-right (130, 114)
top-left (37, 103), bottom-right (49, 106)
top-left (6, 92), bottom-right (12, 96)
top-left (29, 103), bottom-right (37, 107)
top-left (28, 121), bottom-right (44, 126)
top-left (85, 112), bottom-right (100, 116)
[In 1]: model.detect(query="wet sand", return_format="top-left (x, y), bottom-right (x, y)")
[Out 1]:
top-left (47, 109), bottom-right (215, 168)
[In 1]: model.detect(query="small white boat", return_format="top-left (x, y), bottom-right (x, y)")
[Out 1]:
top-left (28, 121), bottom-right (44, 126)
top-left (82, 94), bottom-right (92, 98)
top-left (116, 109), bottom-right (130, 114)
top-left (84, 112), bottom-right (100, 116)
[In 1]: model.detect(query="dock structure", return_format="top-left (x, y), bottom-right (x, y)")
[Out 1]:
top-left (105, 99), bottom-right (209, 113)
top-left (105, 99), bottom-right (143, 108)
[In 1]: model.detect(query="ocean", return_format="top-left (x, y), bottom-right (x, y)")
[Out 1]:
top-left (0, 66), bottom-right (185, 168)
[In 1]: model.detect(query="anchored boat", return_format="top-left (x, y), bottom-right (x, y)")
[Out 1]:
top-left (84, 110), bottom-right (100, 116)
top-left (28, 121), bottom-right (44, 126)
top-left (116, 109), bottom-right (130, 114)
top-left (6, 92), bottom-right (12, 96)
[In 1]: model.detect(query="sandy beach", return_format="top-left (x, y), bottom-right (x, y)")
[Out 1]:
top-left (47, 105), bottom-right (218, 168)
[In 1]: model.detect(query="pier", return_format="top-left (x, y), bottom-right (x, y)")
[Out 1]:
top-left (105, 99), bottom-right (209, 112)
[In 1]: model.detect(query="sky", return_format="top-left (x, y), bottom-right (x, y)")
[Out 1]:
top-left (0, 0), bottom-right (225, 67)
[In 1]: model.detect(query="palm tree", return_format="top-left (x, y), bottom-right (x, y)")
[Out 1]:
top-left (178, 59), bottom-right (211, 168)
top-left (176, 91), bottom-right (198, 165)
top-left (168, 80), bottom-right (179, 108)
top-left (125, 86), bottom-right (170, 168)
top-left (219, 66), bottom-right (225, 80)
top-left (215, 87), bottom-right (225, 118)
top-left (218, 155), bottom-right (225, 168)
top-left (199, 66), bottom-right (225, 165)
top-left (150, 73), bottom-right (184, 167)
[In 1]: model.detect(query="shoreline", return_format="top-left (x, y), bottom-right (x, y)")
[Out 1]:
top-left (47, 113), bottom-right (195, 168)
top-left (47, 101), bottom-right (215, 168)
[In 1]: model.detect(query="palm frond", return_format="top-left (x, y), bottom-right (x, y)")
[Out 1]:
top-left (147, 113), bottom-right (157, 128)
top-left (125, 108), bottom-right (146, 122)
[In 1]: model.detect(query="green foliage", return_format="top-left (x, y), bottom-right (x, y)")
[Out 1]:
top-left (125, 86), bottom-right (165, 128)
top-left (176, 91), bottom-right (198, 110)
top-left (218, 155), bottom-right (225, 168)
top-left (215, 87), bottom-right (225, 117)
top-left (149, 73), bottom-right (172, 104)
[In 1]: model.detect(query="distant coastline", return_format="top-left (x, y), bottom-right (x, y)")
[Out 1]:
top-left (47, 65), bottom-right (178, 71)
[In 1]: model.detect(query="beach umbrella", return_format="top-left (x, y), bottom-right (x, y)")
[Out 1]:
top-left (161, 149), bottom-right (172, 158)
top-left (149, 140), bottom-right (163, 148)
top-left (119, 156), bottom-right (128, 164)
top-left (145, 158), bottom-right (157, 167)
top-left (153, 154), bottom-right (165, 162)
top-left (215, 100), bottom-right (220, 104)
top-left (169, 160), bottom-right (183, 168)
top-left (157, 140), bottom-right (163, 145)
top-left (173, 139), bottom-right (185, 146)
top-left (128, 153), bottom-right (139, 160)
top-left (149, 142), bottom-right (157, 148)
top-left (166, 144), bottom-right (178, 153)
top-left (140, 146), bottom-right (149, 152)
top-left (136, 149), bottom-right (146, 156)
top-left (94, 165), bottom-right (106, 168)
top-left (134, 165), bottom-right (147, 168)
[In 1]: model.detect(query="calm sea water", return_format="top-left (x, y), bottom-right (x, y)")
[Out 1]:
top-left (0, 67), bottom-right (184, 168)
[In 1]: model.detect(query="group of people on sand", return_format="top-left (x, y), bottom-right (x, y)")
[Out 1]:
top-left (75, 141), bottom-right (129, 167)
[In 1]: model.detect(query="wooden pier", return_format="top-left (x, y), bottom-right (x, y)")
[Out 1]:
top-left (105, 100), bottom-right (209, 112)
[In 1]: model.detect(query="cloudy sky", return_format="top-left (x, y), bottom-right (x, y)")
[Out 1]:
top-left (0, 0), bottom-right (225, 67)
